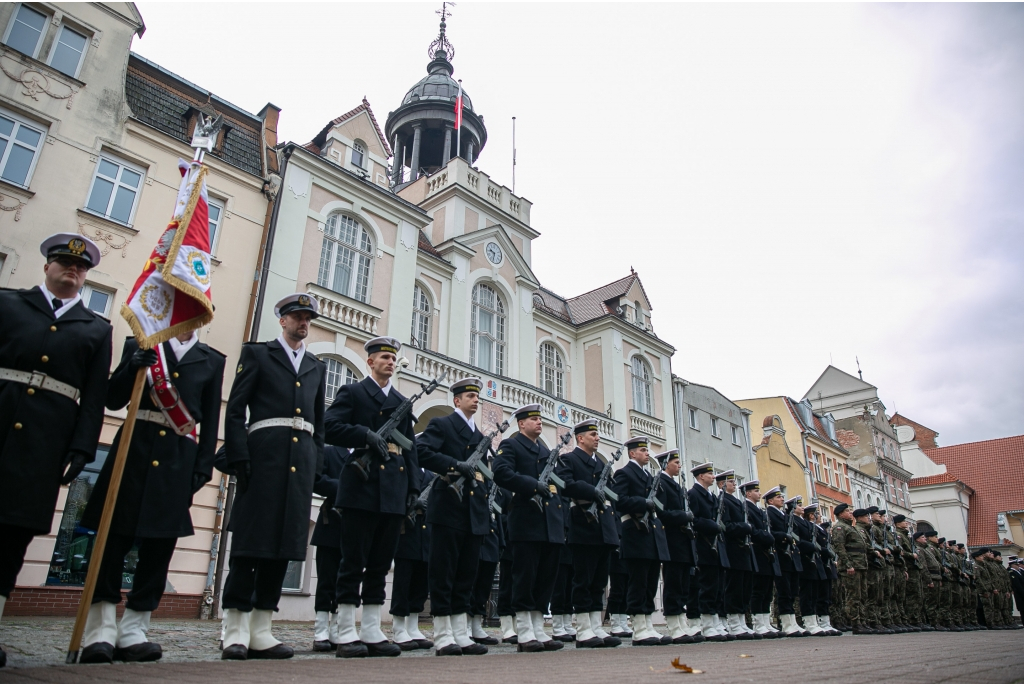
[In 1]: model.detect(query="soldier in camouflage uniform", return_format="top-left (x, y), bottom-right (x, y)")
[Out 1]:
top-left (912, 531), bottom-right (938, 630)
top-left (934, 535), bottom-right (957, 629)
top-left (959, 543), bottom-right (981, 629)
top-left (832, 505), bottom-right (868, 633)
top-left (920, 531), bottom-right (947, 630)
top-left (992, 551), bottom-right (1018, 628)
top-left (944, 540), bottom-right (964, 630)
top-left (884, 514), bottom-right (909, 630)
top-left (866, 508), bottom-right (893, 632)
top-left (975, 548), bottom-right (999, 628)
top-left (894, 517), bottom-right (922, 629)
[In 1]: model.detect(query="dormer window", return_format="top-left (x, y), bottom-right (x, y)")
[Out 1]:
top-left (634, 300), bottom-right (644, 326)
top-left (351, 140), bottom-right (366, 169)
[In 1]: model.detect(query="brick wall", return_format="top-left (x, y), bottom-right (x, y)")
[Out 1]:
top-left (5, 586), bottom-right (203, 618)
top-left (836, 428), bottom-right (860, 450)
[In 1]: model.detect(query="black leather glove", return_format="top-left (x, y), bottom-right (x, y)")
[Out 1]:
top-left (646, 499), bottom-right (658, 512)
top-left (191, 472), bottom-right (211, 494)
top-left (406, 493), bottom-right (419, 510)
top-left (681, 510), bottom-right (694, 523)
top-left (128, 347), bottom-right (158, 370)
top-left (535, 480), bottom-right (552, 498)
top-left (365, 430), bottom-right (389, 461)
top-left (717, 522), bottom-right (726, 534)
top-left (453, 461), bottom-right (476, 480)
top-left (60, 451), bottom-right (89, 484)
top-left (233, 462), bottom-right (252, 495)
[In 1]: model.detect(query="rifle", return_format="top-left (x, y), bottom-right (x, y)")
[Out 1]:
top-left (351, 370), bottom-right (448, 481)
top-left (636, 457), bottom-right (666, 530)
top-left (448, 420), bottom-right (510, 501)
top-left (585, 447), bottom-right (622, 523)
top-left (530, 431), bottom-right (571, 512)
top-left (740, 489), bottom-right (760, 573)
top-left (784, 506), bottom-right (800, 556)
top-left (487, 480), bottom-right (502, 516)
top-left (405, 472), bottom-right (439, 527)
top-left (714, 481), bottom-right (729, 552)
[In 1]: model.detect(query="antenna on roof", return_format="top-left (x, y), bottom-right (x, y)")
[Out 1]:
top-left (856, 356), bottom-right (863, 380)
top-left (512, 116), bottom-right (516, 194)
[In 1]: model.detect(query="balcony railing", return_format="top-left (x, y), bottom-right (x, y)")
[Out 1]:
top-left (629, 410), bottom-right (665, 441)
top-left (306, 283), bottom-right (382, 335)
top-left (407, 348), bottom-right (621, 443)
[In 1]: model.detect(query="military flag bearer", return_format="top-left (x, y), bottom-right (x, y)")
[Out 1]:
top-left (221, 294), bottom-right (326, 660)
top-left (0, 234), bottom-right (112, 669)
top-left (79, 329), bottom-right (224, 663)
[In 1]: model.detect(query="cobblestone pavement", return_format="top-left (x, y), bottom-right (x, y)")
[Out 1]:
top-left (1, 619), bottom-right (1022, 683)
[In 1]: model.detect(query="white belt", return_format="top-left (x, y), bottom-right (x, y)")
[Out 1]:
top-left (0, 368), bottom-right (80, 401)
top-left (137, 409), bottom-right (197, 442)
top-left (248, 417), bottom-right (314, 434)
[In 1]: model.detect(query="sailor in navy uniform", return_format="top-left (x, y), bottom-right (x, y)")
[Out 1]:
top-left (745, 483), bottom-right (782, 638)
top-left (769, 494), bottom-right (807, 637)
top-left (79, 331), bottom-right (224, 664)
top-left (611, 436), bottom-right (671, 646)
top-left (389, 464), bottom-right (434, 651)
top-left (310, 445), bottom-right (349, 651)
top-left (415, 377), bottom-right (491, 656)
top-left (467, 477), bottom-right (505, 646)
top-left (717, 470), bottom-right (758, 640)
top-left (687, 463), bottom-right (728, 640)
top-left (495, 485), bottom-right (517, 644)
top-left (221, 293), bottom-right (327, 660)
top-left (324, 336), bottom-right (419, 658)
top-left (0, 234), bottom-right (111, 670)
top-left (554, 419), bottom-right (622, 649)
top-left (797, 502), bottom-right (828, 636)
top-left (652, 450), bottom-right (702, 644)
top-left (492, 404), bottom-right (565, 653)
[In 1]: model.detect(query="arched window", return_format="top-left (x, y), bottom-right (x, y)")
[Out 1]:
top-left (634, 300), bottom-right (644, 326)
top-left (321, 356), bottom-right (359, 405)
top-left (855, 489), bottom-right (862, 507)
top-left (411, 284), bottom-right (431, 349)
top-left (317, 213), bottom-right (372, 303)
top-left (631, 355), bottom-right (653, 415)
top-left (539, 342), bottom-right (564, 399)
top-left (351, 140), bottom-right (366, 168)
top-left (470, 283), bottom-right (505, 374)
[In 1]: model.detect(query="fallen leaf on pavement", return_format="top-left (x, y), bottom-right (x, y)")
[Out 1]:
top-left (670, 657), bottom-right (703, 673)
top-left (739, 654), bottom-right (752, 658)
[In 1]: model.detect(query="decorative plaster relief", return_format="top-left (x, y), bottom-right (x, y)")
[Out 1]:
top-left (288, 166), bottom-right (311, 200)
top-left (79, 222), bottom-right (132, 258)
top-left (612, 330), bottom-right (622, 352)
top-left (399, 221), bottom-right (417, 251)
top-left (0, 193), bottom-right (25, 221)
top-left (0, 50), bottom-right (77, 109)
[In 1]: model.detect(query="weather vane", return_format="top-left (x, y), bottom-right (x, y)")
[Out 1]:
top-left (429, 2), bottom-right (456, 62)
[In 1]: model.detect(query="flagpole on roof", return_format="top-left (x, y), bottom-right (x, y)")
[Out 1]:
top-left (456, 79), bottom-right (463, 161)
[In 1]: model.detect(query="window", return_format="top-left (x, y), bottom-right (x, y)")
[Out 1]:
top-left (85, 155), bottom-right (144, 226)
top-left (470, 283), bottom-right (505, 374)
top-left (47, 445), bottom-right (139, 588)
top-left (824, 457), bottom-right (835, 487)
top-left (47, 24), bottom-right (88, 78)
top-left (903, 483), bottom-right (910, 506)
top-left (0, 111), bottom-right (44, 187)
top-left (351, 140), bottom-right (365, 168)
top-left (322, 357), bottom-right (358, 405)
top-left (317, 213), bottom-right (372, 303)
top-left (207, 198), bottom-right (225, 254)
top-left (411, 285), bottom-right (431, 349)
top-left (282, 560), bottom-right (304, 593)
top-left (539, 342), bottom-right (565, 399)
top-left (855, 489), bottom-right (862, 507)
top-left (711, 417), bottom-right (720, 438)
top-left (688, 407), bottom-right (699, 430)
top-left (3, 4), bottom-right (47, 58)
top-left (634, 300), bottom-right (644, 326)
top-left (810, 452), bottom-right (823, 482)
top-left (731, 425), bottom-right (741, 445)
top-left (631, 356), bottom-right (653, 415)
top-left (80, 283), bottom-right (114, 316)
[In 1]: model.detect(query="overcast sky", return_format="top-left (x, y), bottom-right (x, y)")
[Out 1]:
top-left (133, 2), bottom-right (1024, 447)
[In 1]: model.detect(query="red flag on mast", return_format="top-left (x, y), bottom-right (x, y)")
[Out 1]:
top-left (454, 80), bottom-right (463, 130)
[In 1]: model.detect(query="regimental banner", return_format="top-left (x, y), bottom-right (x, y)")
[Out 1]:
top-left (122, 160), bottom-right (214, 347)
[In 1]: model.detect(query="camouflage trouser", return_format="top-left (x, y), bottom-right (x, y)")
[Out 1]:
top-left (840, 570), bottom-right (867, 626)
top-left (905, 570), bottom-right (923, 624)
top-left (893, 568), bottom-right (907, 623)
top-left (982, 593), bottom-right (999, 627)
top-left (830, 576), bottom-right (845, 627)
top-left (960, 584), bottom-right (972, 624)
top-left (999, 590), bottom-right (1013, 624)
top-left (866, 567), bottom-right (884, 626)
top-left (949, 580), bottom-right (962, 625)
top-left (923, 578), bottom-right (941, 625)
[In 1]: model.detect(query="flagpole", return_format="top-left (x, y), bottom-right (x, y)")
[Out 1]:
top-left (512, 116), bottom-right (516, 195)
top-left (456, 79), bottom-right (463, 160)
top-left (65, 367), bottom-right (148, 663)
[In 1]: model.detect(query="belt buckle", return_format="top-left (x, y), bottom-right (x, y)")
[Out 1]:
top-left (29, 372), bottom-right (46, 389)
top-left (292, 417), bottom-right (305, 431)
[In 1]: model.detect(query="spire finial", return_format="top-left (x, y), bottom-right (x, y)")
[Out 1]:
top-left (428, 2), bottom-right (456, 64)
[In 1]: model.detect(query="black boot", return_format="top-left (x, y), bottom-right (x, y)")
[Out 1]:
top-left (336, 641), bottom-right (369, 658)
top-left (114, 642), bottom-right (163, 662)
top-left (364, 641), bottom-right (401, 657)
top-left (221, 644), bottom-right (248, 660)
top-left (80, 642), bottom-right (114, 664)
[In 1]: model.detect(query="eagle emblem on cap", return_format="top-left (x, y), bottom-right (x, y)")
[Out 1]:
top-left (68, 238), bottom-right (86, 255)
top-left (298, 295), bottom-right (310, 306)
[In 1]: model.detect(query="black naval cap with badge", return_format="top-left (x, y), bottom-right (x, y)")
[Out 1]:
top-left (691, 462), bottom-right (714, 476)
top-left (715, 469), bottom-right (735, 483)
top-left (40, 232), bottom-right (101, 268)
top-left (513, 403), bottom-right (542, 421)
top-left (762, 485), bottom-right (783, 500)
top-left (450, 376), bottom-right (482, 396)
top-left (573, 418), bottom-right (600, 435)
top-left (364, 336), bottom-right (401, 355)
top-left (740, 479), bottom-right (760, 493)
top-left (624, 435), bottom-right (648, 451)
top-left (653, 449), bottom-right (679, 468)
top-left (274, 292), bottom-right (320, 319)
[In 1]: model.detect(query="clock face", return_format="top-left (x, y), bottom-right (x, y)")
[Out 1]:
top-left (485, 242), bottom-right (502, 265)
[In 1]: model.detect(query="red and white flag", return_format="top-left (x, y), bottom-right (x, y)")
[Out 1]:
top-left (454, 81), bottom-right (463, 130)
top-left (122, 160), bottom-right (214, 347)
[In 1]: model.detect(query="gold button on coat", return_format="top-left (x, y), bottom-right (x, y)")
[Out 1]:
top-left (296, 381), bottom-right (301, 387)
top-left (26, 388), bottom-right (34, 395)
top-left (152, 460), bottom-right (159, 467)
top-left (295, 408), bottom-right (301, 414)
top-left (380, 464), bottom-right (385, 470)
top-left (290, 466), bottom-right (296, 472)
top-left (159, 430), bottom-right (166, 437)
top-left (399, 466), bottom-right (404, 472)
top-left (13, 423), bottom-right (22, 430)
top-left (41, 355), bottom-right (48, 362)
top-left (49, 325), bottom-right (57, 332)
top-left (292, 437), bottom-right (298, 443)
top-left (173, 372), bottom-right (179, 378)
